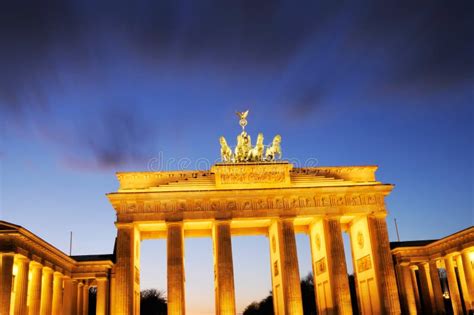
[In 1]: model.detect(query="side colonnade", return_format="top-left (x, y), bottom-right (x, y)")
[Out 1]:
top-left (392, 227), bottom-right (474, 314)
top-left (0, 221), bottom-right (113, 315)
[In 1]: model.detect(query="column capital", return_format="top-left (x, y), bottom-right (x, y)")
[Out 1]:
top-left (277, 216), bottom-right (297, 222)
top-left (213, 218), bottom-right (232, 225)
top-left (166, 220), bottom-right (184, 226)
top-left (324, 214), bottom-right (343, 220)
top-left (43, 266), bottom-right (54, 274)
top-left (368, 212), bottom-right (387, 219)
top-left (115, 222), bottom-right (135, 229)
top-left (14, 254), bottom-right (30, 262)
top-left (29, 260), bottom-right (42, 269)
top-left (461, 247), bottom-right (474, 254)
top-left (416, 261), bottom-right (429, 268)
top-left (444, 252), bottom-right (459, 259)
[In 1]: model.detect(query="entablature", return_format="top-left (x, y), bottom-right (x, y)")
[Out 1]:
top-left (391, 226), bottom-right (474, 263)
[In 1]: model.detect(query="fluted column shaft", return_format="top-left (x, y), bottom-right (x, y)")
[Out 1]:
top-left (82, 284), bottom-right (89, 315)
top-left (28, 262), bottom-right (43, 315)
top-left (212, 221), bottom-right (236, 315)
top-left (167, 222), bottom-right (186, 315)
top-left (455, 254), bottom-right (472, 312)
top-left (77, 282), bottom-right (84, 315)
top-left (269, 218), bottom-right (303, 315)
top-left (410, 266), bottom-right (422, 314)
top-left (62, 278), bottom-right (74, 315)
top-left (70, 280), bottom-right (78, 315)
top-left (428, 260), bottom-right (446, 314)
top-left (96, 278), bottom-right (109, 315)
top-left (40, 267), bottom-right (54, 315)
top-left (114, 225), bottom-right (139, 315)
top-left (399, 265), bottom-right (417, 315)
top-left (326, 218), bottom-right (352, 315)
top-left (14, 256), bottom-right (30, 315)
top-left (444, 255), bottom-right (462, 314)
top-left (367, 215), bottom-right (401, 314)
top-left (417, 262), bottom-right (434, 314)
top-left (461, 249), bottom-right (474, 312)
top-left (51, 272), bottom-right (63, 315)
top-left (0, 253), bottom-right (15, 315)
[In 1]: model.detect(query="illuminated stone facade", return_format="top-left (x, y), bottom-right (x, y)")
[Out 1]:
top-left (108, 162), bottom-right (402, 315)
top-left (392, 227), bottom-right (474, 314)
top-left (0, 221), bottom-right (113, 315)
top-left (2, 162), bottom-right (472, 315)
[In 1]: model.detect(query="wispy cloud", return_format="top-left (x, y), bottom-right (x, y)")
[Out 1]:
top-left (1, 0), bottom-right (472, 169)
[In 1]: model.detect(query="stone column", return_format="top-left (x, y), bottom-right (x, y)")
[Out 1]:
top-left (0, 253), bottom-right (15, 315)
top-left (13, 256), bottom-right (30, 315)
top-left (114, 225), bottom-right (139, 315)
top-left (109, 271), bottom-right (115, 315)
top-left (62, 277), bottom-right (75, 315)
top-left (444, 255), bottom-right (462, 314)
top-left (428, 260), bottom-right (446, 314)
top-left (269, 218), bottom-right (303, 315)
top-left (417, 262), bottom-right (434, 314)
top-left (461, 249), bottom-right (474, 312)
top-left (367, 215), bottom-right (402, 314)
top-left (82, 283), bottom-right (89, 315)
top-left (455, 254), bottom-right (472, 312)
top-left (167, 222), bottom-right (186, 315)
top-left (28, 262), bottom-right (43, 315)
top-left (309, 217), bottom-right (352, 314)
top-left (71, 280), bottom-right (78, 315)
top-left (212, 220), bottom-right (236, 315)
top-left (410, 266), bottom-right (422, 314)
top-left (96, 277), bottom-right (109, 315)
top-left (40, 267), bottom-right (54, 315)
top-left (398, 264), bottom-right (417, 315)
top-left (77, 282), bottom-right (84, 315)
top-left (51, 272), bottom-right (63, 315)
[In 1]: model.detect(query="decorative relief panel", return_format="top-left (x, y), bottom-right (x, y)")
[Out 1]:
top-left (211, 163), bottom-right (292, 188)
top-left (315, 234), bottom-right (321, 251)
top-left (357, 255), bottom-right (372, 273)
top-left (357, 231), bottom-right (364, 249)
top-left (315, 257), bottom-right (327, 275)
top-left (135, 267), bottom-right (140, 284)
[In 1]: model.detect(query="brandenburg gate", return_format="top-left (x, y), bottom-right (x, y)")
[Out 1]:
top-left (107, 111), bottom-right (401, 315)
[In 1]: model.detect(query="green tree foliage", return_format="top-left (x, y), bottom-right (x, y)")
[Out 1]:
top-left (140, 289), bottom-right (167, 315)
top-left (243, 273), bottom-right (317, 315)
top-left (243, 293), bottom-right (274, 315)
top-left (300, 274), bottom-right (317, 315)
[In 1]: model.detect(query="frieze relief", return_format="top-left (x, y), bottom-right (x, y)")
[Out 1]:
top-left (220, 171), bottom-right (286, 184)
top-left (315, 257), bottom-right (327, 276)
top-left (357, 255), bottom-right (372, 273)
top-left (116, 193), bottom-right (385, 214)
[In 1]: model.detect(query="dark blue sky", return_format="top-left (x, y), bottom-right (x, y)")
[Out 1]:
top-left (1, 1), bottom-right (473, 313)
